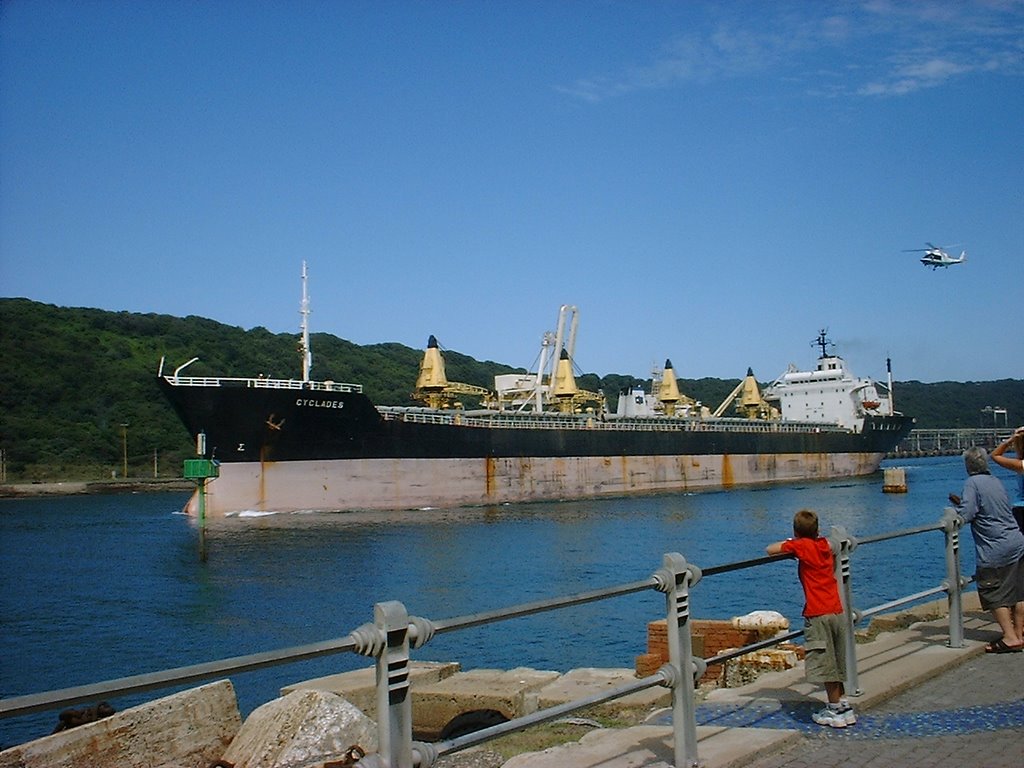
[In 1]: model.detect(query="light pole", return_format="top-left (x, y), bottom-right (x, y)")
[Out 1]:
top-left (120, 423), bottom-right (129, 479)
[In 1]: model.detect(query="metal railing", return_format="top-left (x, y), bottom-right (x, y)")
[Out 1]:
top-left (0, 509), bottom-right (968, 768)
top-left (377, 406), bottom-right (846, 435)
top-left (163, 374), bottom-right (363, 393)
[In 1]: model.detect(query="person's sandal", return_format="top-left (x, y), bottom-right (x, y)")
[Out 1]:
top-left (984, 638), bottom-right (1023, 653)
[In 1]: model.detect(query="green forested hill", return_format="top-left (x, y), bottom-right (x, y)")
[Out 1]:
top-left (0, 298), bottom-right (1020, 481)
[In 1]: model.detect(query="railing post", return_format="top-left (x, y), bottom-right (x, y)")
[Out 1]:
top-left (829, 526), bottom-right (861, 697)
top-left (374, 600), bottom-right (415, 768)
top-left (941, 508), bottom-right (965, 648)
top-left (655, 552), bottom-right (702, 768)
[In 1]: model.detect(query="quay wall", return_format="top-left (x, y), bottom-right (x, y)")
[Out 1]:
top-left (0, 479), bottom-right (192, 498)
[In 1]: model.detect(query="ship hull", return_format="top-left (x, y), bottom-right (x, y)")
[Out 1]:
top-left (159, 380), bottom-right (913, 516)
top-left (183, 450), bottom-right (888, 516)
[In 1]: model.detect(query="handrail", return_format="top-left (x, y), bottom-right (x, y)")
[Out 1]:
top-left (431, 578), bottom-right (658, 634)
top-left (0, 509), bottom-right (968, 768)
top-left (857, 521), bottom-right (944, 545)
top-left (163, 374), bottom-right (363, 393)
top-left (0, 635), bottom-right (361, 719)
top-left (702, 552), bottom-right (788, 576)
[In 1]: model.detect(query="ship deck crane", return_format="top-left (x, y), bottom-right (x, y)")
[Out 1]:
top-left (413, 335), bottom-right (493, 409)
top-left (713, 368), bottom-right (776, 420)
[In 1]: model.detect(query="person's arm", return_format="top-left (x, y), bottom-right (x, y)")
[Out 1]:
top-left (955, 478), bottom-right (979, 523)
top-left (766, 540), bottom-right (789, 556)
top-left (991, 428), bottom-right (1024, 473)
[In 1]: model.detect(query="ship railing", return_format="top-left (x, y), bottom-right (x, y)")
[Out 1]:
top-left (164, 374), bottom-right (362, 393)
top-left (378, 406), bottom-right (845, 434)
top-left (0, 510), bottom-right (969, 768)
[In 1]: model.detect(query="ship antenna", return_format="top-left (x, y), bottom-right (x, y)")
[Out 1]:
top-left (812, 328), bottom-right (833, 359)
top-left (299, 261), bottom-right (312, 382)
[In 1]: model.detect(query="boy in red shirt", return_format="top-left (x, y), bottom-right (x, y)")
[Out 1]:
top-left (767, 509), bottom-right (856, 728)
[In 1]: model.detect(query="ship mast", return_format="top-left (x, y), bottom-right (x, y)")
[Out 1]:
top-left (887, 356), bottom-right (895, 412)
top-left (299, 261), bottom-right (312, 382)
top-left (813, 328), bottom-right (834, 359)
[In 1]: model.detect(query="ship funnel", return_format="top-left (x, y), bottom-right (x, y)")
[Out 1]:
top-left (658, 359), bottom-right (682, 411)
top-left (416, 335), bottom-right (449, 391)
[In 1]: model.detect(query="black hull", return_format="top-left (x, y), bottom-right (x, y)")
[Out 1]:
top-left (159, 379), bottom-right (913, 463)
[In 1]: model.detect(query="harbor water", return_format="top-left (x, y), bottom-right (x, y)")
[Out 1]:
top-left (0, 455), bottom-right (1014, 748)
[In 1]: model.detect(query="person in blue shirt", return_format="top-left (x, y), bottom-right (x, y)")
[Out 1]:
top-left (949, 446), bottom-right (1024, 653)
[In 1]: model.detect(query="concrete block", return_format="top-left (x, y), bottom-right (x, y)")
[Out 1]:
top-left (502, 724), bottom-right (677, 768)
top-left (280, 660), bottom-right (460, 718)
top-left (0, 680), bottom-right (240, 768)
top-left (883, 467), bottom-right (908, 493)
top-left (411, 667), bottom-right (560, 741)
top-left (869, 611), bottom-right (939, 633)
top-left (536, 668), bottom-right (670, 717)
top-left (220, 688), bottom-right (377, 768)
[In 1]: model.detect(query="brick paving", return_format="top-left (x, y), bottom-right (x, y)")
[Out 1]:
top-left (738, 651), bottom-right (1024, 767)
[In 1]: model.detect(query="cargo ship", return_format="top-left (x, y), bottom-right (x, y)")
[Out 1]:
top-left (158, 267), bottom-right (914, 517)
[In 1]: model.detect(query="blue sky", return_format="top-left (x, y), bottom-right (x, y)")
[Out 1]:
top-left (2, 1), bottom-right (1022, 385)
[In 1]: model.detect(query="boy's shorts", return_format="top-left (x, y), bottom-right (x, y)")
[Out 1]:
top-left (976, 557), bottom-right (1024, 611)
top-left (803, 613), bottom-right (846, 683)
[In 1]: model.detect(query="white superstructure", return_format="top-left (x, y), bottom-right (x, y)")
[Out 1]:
top-left (763, 341), bottom-right (895, 432)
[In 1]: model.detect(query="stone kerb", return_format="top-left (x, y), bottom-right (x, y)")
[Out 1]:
top-left (0, 680), bottom-right (240, 768)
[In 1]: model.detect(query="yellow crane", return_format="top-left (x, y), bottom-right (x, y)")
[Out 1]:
top-left (412, 335), bottom-right (492, 409)
top-left (712, 368), bottom-right (777, 420)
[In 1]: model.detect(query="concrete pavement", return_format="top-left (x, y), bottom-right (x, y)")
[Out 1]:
top-left (740, 650), bottom-right (1024, 768)
top-left (502, 592), bottom-right (1024, 767)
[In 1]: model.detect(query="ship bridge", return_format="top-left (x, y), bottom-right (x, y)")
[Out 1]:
top-left (764, 355), bottom-right (894, 430)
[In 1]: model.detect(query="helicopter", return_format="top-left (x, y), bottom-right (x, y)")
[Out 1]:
top-left (904, 242), bottom-right (967, 269)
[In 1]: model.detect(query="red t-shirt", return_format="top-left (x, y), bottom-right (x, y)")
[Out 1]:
top-left (781, 536), bottom-right (844, 617)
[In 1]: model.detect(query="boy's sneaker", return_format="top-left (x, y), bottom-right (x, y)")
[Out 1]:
top-left (836, 704), bottom-right (857, 726)
top-left (812, 706), bottom-right (848, 728)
